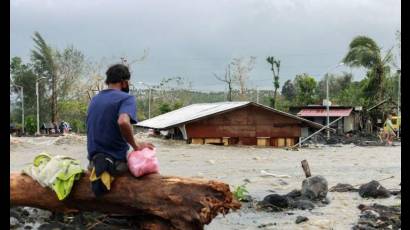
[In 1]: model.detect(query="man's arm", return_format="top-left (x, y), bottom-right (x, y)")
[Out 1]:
top-left (118, 113), bottom-right (139, 150)
top-left (118, 113), bottom-right (155, 151)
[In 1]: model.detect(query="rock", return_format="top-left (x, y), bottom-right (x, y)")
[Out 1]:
top-left (321, 197), bottom-right (331, 205)
top-left (258, 223), bottom-right (276, 228)
top-left (262, 194), bottom-right (289, 209)
top-left (38, 221), bottom-right (68, 230)
top-left (353, 204), bottom-right (401, 230)
top-left (291, 199), bottom-right (315, 210)
top-left (10, 217), bottom-right (20, 228)
top-left (295, 216), bottom-right (309, 224)
top-left (358, 181), bottom-right (391, 198)
top-left (21, 208), bottom-right (30, 217)
top-left (24, 225), bottom-right (33, 230)
top-left (361, 210), bottom-right (380, 219)
top-left (285, 189), bottom-right (302, 199)
top-left (301, 175), bottom-right (328, 200)
top-left (256, 201), bottom-right (283, 212)
top-left (10, 209), bottom-right (21, 220)
top-left (329, 183), bottom-right (359, 192)
top-left (390, 190), bottom-right (401, 196)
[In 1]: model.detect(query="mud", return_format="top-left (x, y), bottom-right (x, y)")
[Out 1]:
top-left (10, 135), bottom-right (401, 229)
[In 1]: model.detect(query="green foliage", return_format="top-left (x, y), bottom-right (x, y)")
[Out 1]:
top-left (269, 97), bottom-right (275, 108)
top-left (173, 101), bottom-right (183, 110)
top-left (317, 72), bottom-right (353, 101)
top-left (232, 184), bottom-right (249, 201)
top-left (55, 46), bottom-right (86, 101)
top-left (281, 80), bottom-right (296, 101)
top-left (294, 73), bottom-right (317, 105)
top-left (70, 119), bottom-right (86, 133)
top-left (159, 103), bottom-right (172, 114)
top-left (335, 81), bottom-right (367, 106)
top-left (10, 56), bottom-right (50, 124)
top-left (275, 97), bottom-right (293, 112)
top-left (58, 100), bottom-right (88, 133)
top-left (343, 35), bottom-right (393, 101)
top-left (25, 115), bottom-right (36, 135)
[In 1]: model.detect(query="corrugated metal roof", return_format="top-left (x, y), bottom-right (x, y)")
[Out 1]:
top-left (136, 101), bottom-right (329, 130)
top-left (136, 101), bottom-right (249, 129)
top-left (297, 108), bottom-right (353, 117)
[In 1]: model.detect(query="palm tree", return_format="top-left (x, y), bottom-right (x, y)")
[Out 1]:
top-left (342, 36), bottom-right (393, 102)
top-left (31, 32), bottom-right (58, 122)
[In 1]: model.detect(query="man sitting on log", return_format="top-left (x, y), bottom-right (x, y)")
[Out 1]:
top-left (86, 64), bottom-right (154, 196)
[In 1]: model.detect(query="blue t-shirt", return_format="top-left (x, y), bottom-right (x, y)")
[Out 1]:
top-left (86, 89), bottom-right (137, 161)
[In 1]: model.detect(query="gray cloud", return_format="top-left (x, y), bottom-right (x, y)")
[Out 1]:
top-left (11, 0), bottom-right (401, 91)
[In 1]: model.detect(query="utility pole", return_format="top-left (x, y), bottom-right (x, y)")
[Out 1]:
top-left (325, 62), bottom-right (344, 140)
top-left (137, 82), bottom-right (153, 119)
top-left (256, 87), bottom-right (259, 104)
top-left (36, 77), bottom-right (47, 135)
top-left (326, 76), bottom-right (330, 140)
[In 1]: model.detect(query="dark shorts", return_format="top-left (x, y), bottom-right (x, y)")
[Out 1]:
top-left (88, 158), bottom-right (128, 176)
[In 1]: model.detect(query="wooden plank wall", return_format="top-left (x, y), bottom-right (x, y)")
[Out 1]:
top-left (185, 105), bottom-right (302, 141)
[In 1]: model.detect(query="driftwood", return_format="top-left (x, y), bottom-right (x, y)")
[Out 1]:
top-left (10, 172), bottom-right (240, 229)
top-left (301, 160), bottom-right (311, 178)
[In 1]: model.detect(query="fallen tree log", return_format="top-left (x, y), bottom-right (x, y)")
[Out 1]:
top-left (10, 172), bottom-right (241, 229)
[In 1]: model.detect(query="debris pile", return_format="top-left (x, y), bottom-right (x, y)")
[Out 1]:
top-left (353, 204), bottom-right (401, 230)
top-left (329, 179), bottom-right (400, 199)
top-left (304, 131), bottom-right (385, 146)
top-left (329, 183), bottom-right (359, 192)
top-left (358, 180), bottom-right (391, 198)
top-left (10, 207), bottom-right (138, 229)
top-left (257, 175), bottom-right (330, 212)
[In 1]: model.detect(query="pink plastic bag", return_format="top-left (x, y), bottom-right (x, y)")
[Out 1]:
top-left (127, 148), bottom-right (159, 177)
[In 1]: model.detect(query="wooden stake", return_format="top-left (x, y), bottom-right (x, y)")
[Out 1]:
top-left (301, 160), bottom-right (311, 178)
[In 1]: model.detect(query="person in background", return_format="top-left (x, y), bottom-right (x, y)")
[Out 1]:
top-left (383, 114), bottom-right (396, 145)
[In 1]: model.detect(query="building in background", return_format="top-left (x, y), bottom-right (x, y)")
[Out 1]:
top-left (136, 102), bottom-right (329, 147)
top-left (289, 105), bottom-right (363, 134)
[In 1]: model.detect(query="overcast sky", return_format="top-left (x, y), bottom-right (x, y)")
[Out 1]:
top-left (11, 0), bottom-right (401, 91)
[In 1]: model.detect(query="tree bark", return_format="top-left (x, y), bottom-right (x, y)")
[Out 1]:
top-left (301, 160), bottom-right (312, 178)
top-left (10, 172), bottom-right (240, 229)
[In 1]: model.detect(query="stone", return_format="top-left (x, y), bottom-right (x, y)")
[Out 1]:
top-left (262, 194), bottom-right (289, 209)
top-left (291, 199), bottom-right (315, 210)
top-left (285, 189), bottom-right (301, 199)
top-left (10, 217), bottom-right (20, 228)
top-left (353, 204), bottom-right (401, 230)
top-left (257, 201), bottom-right (283, 212)
top-left (301, 175), bottom-right (328, 200)
top-left (295, 216), bottom-right (309, 224)
top-left (358, 181), bottom-right (391, 198)
top-left (258, 223), bottom-right (276, 228)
